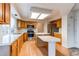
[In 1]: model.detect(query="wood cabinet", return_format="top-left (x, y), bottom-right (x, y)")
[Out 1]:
top-left (17, 35), bottom-right (24, 55)
top-left (48, 18), bottom-right (62, 36)
top-left (11, 40), bottom-right (18, 56)
top-left (0, 3), bottom-right (10, 24)
top-left (57, 19), bottom-right (61, 28)
top-left (17, 20), bottom-right (38, 29)
top-left (50, 18), bottom-right (61, 28)
top-left (23, 33), bottom-right (28, 42)
top-left (25, 22), bottom-right (27, 28)
top-left (17, 20), bottom-right (21, 28)
top-left (11, 36), bottom-right (23, 56)
top-left (54, 32), bottom-right (62, 44)
top-left (21, 21), bottom-right (23, 28)
top-left (0, 4), bottom-right (3, 23)
top-left (17, 20), bottom-right (22, 29)
top-left (4, 4), bottom-right (10, 23)
top-left (11, 33), bottom-right (28, 56)
top-left (17, 20), bottom-right (27, 29)
top-left (21, 21), bottom-right (25, 28)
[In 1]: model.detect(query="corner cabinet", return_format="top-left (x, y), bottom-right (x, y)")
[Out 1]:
top-left (0, 3), bottom-right (10, 24)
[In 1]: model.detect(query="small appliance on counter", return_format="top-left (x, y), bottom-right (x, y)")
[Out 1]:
top-left (27, 25), bottom-right (35, 40)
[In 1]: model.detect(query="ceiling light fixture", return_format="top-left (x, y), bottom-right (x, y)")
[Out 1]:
top-left (38, 13), bottom-right (49, 19)
top-left (31, 12), bottom-right (40, 19)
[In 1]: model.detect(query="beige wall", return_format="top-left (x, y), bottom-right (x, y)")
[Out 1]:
top-left (36, 22), bottom-right (44, 33)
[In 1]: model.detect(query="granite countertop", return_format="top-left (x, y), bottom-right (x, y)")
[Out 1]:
top-left (38, 36), bottom-right (60, 42)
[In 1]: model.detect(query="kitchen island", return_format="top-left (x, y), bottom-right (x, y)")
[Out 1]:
top-left (38, 36), bottom-right (60, 56)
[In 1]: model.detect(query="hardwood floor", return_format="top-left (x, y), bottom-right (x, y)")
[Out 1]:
top-left (56, 43), bottom-right (70, 56)
top-left (18, 40), bottom-right (48, 56)
top-left (18, 39), bottom-right (70, 56)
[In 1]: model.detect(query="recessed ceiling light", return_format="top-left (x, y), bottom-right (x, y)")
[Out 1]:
top-left (31, 12), bottom-right (40, 19)
top-left (38, 13), bottom-right (49, 19)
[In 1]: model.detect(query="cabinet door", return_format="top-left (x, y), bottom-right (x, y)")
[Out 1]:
top-left (17, 20), bottom-right (23, 29)
top-left (20, 21), bottom-right (23, 29)
top-left (11, 40), bottom-right (18, 56)
top-left (21, 21), bottom-right (25, 28)
top-left (23, 21), bottom-right (25, 28)
top-left (25, 22), bottom-right (27, 28)
top-left (0, 3), bottom-right (4, 23)
top-left (17, 36), bottom-right (24, 55)
top-left (4, 3), bottom-right (10, 24)
top-left (0, 3), bottom-right (10, 24)
top-left (23, 33), bottom-right (28, 42)
top-left (17, 20), bottom-right (21, 29)
top-left (57, 19), bottom-right (61, 28)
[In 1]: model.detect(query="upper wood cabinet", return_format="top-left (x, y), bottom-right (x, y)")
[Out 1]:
top-left (21, 21), bottom-right (25, 28)
top-left (0, 4), bottom-right (3, 23)
top-left (25, 22), bottom-right (27, 28)
top-left (4, 3), bottom-right (10, 24)
top-left (17, 20), bottom-right (21, 28)
top-left (57, 19), bottom-right (61, 28)
top-left (17, 20), bottom-right (27, 29)
top-left (0, 3), bottom-right (10, 24)
top-left (17, 20), bottom-right (37, 29)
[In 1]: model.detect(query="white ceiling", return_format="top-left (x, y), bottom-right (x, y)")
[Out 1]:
top-left (12, 3), bottom-right (75, 21)
top-left (71, 4), bottom-right (79, 11)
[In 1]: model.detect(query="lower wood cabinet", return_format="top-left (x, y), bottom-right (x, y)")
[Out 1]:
top-left (54, 32), bottom-right (62, 44)
top-left (11, 40), bottom-right (18, 56)
top-left (23, 33), bottom-right (28, 42)
top-left (11, 33), bottom-right (28, 56)
top-left (17, 35), bottom-right (24, 55)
